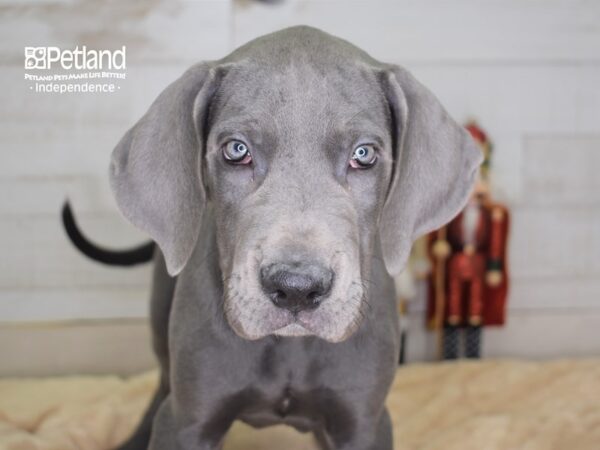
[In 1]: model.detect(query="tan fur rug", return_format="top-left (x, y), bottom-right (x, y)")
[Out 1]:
top-left (1, 359), bottom-right (598, 450)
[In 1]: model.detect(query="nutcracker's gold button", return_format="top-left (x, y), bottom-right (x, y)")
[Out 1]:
top-left (469, 315), bottom-right (482, 326)
top-left (432, 239), bottom-right (451, 259)
top-left (448, 315), bottom-right (461, 326)
top-left (492, 207), bottom-right (505, 221)
top-left (463, 244), bottom-right (475, 255)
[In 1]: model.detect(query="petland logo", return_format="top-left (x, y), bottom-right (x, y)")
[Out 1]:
top-left (24, 46), bottom-right (126, 70)
top-left (24, 45), bottom-right (127, 94)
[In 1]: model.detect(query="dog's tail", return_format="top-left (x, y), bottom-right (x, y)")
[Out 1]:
top-left (61, 201), bottom-right (155, 266)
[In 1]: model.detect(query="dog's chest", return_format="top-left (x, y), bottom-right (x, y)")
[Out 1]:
top-left (238, 387), bottom-right (311, 431)
top-left (237, 383), bottom-right (351, 435)
top-left (235, 340), bottom-right (352, 432)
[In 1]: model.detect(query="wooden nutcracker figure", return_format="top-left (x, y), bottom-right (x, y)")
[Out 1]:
top-left (426, 122), bottom-right (510, 360)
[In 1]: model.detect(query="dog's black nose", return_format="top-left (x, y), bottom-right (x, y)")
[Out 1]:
top-left (260, 263), bottom-right (333, 313)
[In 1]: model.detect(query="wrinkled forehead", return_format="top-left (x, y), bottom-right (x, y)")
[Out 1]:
top-left (210, 61), bottom-right (390, 144)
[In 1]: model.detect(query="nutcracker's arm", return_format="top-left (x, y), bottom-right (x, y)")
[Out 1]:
top-left (486, 204), bottom-right (509, 287)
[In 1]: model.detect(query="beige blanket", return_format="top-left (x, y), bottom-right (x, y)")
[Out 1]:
top-left (1, 359), bottom-right (598, 450)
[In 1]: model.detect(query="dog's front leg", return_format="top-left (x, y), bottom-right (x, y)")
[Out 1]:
top-left (147, 393), bottom-right (232, 450)
top-left (316, 407), bottom-right (393, 450)
top-left (146, 295), bottom-right (248, 449)
top-left (364, 407), bottom-right (394, 450)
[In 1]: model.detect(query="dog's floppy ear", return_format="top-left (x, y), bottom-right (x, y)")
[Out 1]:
top-left (379, 66), bottom-right (483, 275)
top-left (109, 63), bottom-right (219, 276)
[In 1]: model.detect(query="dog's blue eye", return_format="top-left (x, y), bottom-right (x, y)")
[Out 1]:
top-left (223, 140), bottom-right (252, 164)
top-left (350, 145), bottom-right (377, 169)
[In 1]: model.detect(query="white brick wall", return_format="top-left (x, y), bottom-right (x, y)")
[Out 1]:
top-left (1, 0), bottom-right (599, 374)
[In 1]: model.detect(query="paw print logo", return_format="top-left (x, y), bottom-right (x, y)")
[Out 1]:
top-left (24, 47), bottom-right (47, 69)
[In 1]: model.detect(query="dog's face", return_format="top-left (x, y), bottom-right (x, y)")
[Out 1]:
top-left (109, 27), bottom-right (482, 343)
top-left (206, 61), bottom-right (392, 341)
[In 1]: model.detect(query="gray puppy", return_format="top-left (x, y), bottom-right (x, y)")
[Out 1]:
top-left (108, 26), bottom-right (481, 450)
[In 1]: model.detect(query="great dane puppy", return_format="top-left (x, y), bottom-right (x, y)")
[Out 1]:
top-left (96, 26), bottom-right (481, 450)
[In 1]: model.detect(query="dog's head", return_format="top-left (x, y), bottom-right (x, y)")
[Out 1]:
top-left (110, 27), bottom-right (481, 342)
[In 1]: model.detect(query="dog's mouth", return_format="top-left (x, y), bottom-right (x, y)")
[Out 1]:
top-left (271, 308), bottom-right (327, 337)
top-left (223, 296), bottom-right (322, 340)
top-left (224, 284), bottom-right (365, 343)
top-left (272, 321), bottom-right (313, 337)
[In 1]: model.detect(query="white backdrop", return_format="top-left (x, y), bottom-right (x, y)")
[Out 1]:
top-left (1, 0), bottom-right (599, 375)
